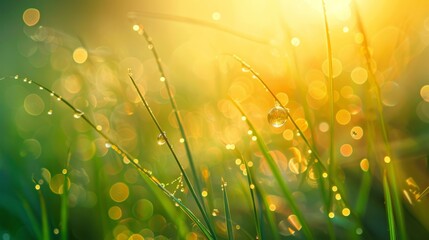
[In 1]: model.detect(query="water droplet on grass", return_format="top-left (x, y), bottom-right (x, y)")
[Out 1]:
top-left (47, 109), bottom-right (53, 115)
top-left (157, 132), bottom-right (166, 145)
top-left (73, 109), bottom-right (84, 119)
top-left (268, 105), bottom-right (288, 127)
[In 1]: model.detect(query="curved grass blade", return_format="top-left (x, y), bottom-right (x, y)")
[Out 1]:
top-left (352, 2), bottom-right (407, 239)
top-left (132, 27), bottom-right (207, 216)
top-left (4, 76), bottom-right (213, 240)
top-left (231, 100), bottom-right (313, 239)
top-left (128, 12), bottom-right (270, 45)
top-left (128, 75), bottom-right (216, 238)
top-left (221, 178), bottom-right (234, 240)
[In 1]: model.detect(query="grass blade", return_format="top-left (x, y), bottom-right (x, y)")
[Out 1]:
top-left (8, 76), bottom-right (214, 239)
top-left (221, 178), bottom-right (234, 240)
top-left (383, 172), bottom-right (396, 240)
top-left (231, 100), bottom-right (313, 239)
top-left (352, 2), bottom-right (407, 239)
top-left (132, 27), bottom-right (207, 216)
top-left (230, 149), bottom-right (262, 239)
top-left (320, 4), bottom-right (336, 235)
top-left (128, 74), bottom-right (216, 238)
top-left (37, 188), bottom-right (50, 240)
top-left (60, 150), bottom-right (71, 240)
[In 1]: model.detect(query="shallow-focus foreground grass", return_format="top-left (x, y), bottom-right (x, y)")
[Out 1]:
top-left (1, 0), bottom-right (429, 239)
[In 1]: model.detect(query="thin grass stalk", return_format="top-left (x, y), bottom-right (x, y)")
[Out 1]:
top-left (231, 100), bottom-right (313, 239)
top-left (37, 189), bottom-right (50, 240)
top-left (5, 76), bottom-right (213, 240)
top-left (137, 171), bottom-right (189, 238)
top-left (19, 195), bottom-right (43, 239)
top-left (231, 149), bottom-right (262, 239)
top-left (221, 178), bottom-right (234, 240)
top-left (134, 27), bottom-right (206, 209)
top-left (383, 172), bottom-right (396, 240)
top-left (254, 180), bottom-right (280, 240)
top-left (128, 12), bottom-right (270, 45)
top-left (229, 56), bottom-right (362, 229)
top-left (352, 3), bottom-right (407, 239)
top-left (60, 158), bottom-right (69, 240)
top-left (321, 2), bottom-right (337, 230)
top-left (128, 75), bottom-right (216, 238)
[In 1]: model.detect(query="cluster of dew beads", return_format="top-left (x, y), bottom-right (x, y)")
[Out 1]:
top-left (267, 103), bottom-right (288, 128)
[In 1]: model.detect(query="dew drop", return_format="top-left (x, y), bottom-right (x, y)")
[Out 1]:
top-left (148, 44), bottom-right (154, 50)
top-left (212, 208), bottom-right (220, 216)
top-left (160, 76), bottom-right (166, 82)
top-left (39, 86), bottom-right (44, 90)
top-left (14, 75), bottom-right (19, 79)
top-left (47, 109), bottom-right (53, 115)
top-left (56, 96), bottom-right (62, 101)
top-left (105, 142), bottom-right (112, 148)
top-left (23, 78), bottom-right (27, 82)
top-left (241, 65), bottom-right (250, 73)
top-left (267, 105), bottom-right (288, 127)
top-left (157, 132), bottom-right (166, 145)
top-left (73, 109), bottom-right (84, 119)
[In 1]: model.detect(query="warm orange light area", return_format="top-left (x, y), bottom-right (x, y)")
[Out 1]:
top-left (109, 182), bottom-right (129, 203)
top-left (336, 109), bottom-right (351, 125)
top-left (360, 158), bottom-right (369, 172)
top-left (351, 126), bottom-right (363, 140)
top-left (23, 8), bottom-right (40, 26)
top-left (340, 144), bottom-right (353, 157)
top-left (73, 47), bottom-right (88, 64)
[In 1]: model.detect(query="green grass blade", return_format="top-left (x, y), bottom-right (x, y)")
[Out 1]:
top-left (320, 4), bottom-right (336, 237)
top-left (352, 2), bottom-right (407, 239)
top-left (221, 178), bottom-right (234, 240)
top-left (128, 75), bottom-right (216, 238)
top-left (10, 76), bottom-right (213, 239)
top-left (231, 100), bottom-right (313, 239)
top-left (238, 151), bottom-right (262, 239)
top-left (37, 189), bottom-right (50, 240)
top-left (383, 173), bottom-right (396, 240)
top-left (134, 28), bottom-right (206, 214)
top-left (61, 151), bottom-right (71, 240)
top-left (254, 179), bottom-right (280, 240)
top-left (137, 171), bottom-right (189, 238)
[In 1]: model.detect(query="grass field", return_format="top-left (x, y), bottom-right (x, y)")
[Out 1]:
top-left (1, 0), bottom-right (429, 239)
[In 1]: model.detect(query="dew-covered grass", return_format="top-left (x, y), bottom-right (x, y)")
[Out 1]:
top-left (1, 0), bottom-right (429, 239)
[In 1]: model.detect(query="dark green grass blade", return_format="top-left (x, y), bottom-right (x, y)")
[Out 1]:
top-left (221, 178), bottom-right (234, 240)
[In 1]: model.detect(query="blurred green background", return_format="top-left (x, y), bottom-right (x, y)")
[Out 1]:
top-left (1, 0), bottom-right (429, 239)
